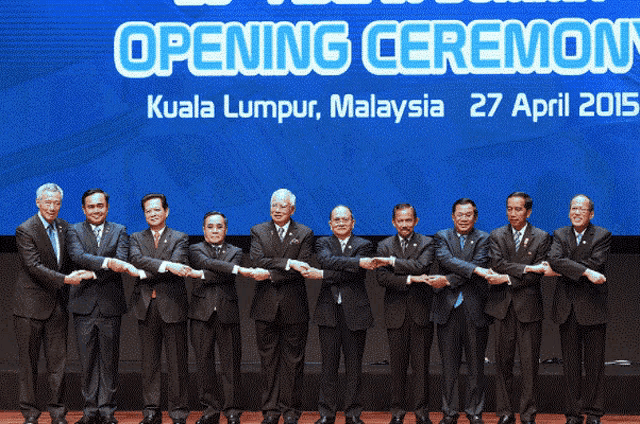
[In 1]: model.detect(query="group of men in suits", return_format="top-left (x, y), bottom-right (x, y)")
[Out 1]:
top-left (13, 184), bottom-right (611, 424)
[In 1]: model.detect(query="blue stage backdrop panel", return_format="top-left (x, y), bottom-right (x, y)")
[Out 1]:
top-left (2, 0), bottom-right (639, 236)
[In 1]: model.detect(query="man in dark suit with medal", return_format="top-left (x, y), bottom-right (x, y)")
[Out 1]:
top-left (67, 189), bottom-right (139, 424)
top-left (307, 205), bottom-right (377, 424)
top-left (14, 183), bottom-right (92, 424)
top-left (129, 193), bottom-right (198, 424)
top-left (432, 198), bottom-right (491, 424)
top-left (547, 195), bottom-right (611, 424)
top-left (188, 211), bottom-right (270, 424)
top-left (249, 189), bottom-right (315, 424)
top-left (484, 193), bottom-right (552, 424)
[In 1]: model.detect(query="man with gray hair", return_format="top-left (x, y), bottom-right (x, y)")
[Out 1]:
top-left (249, 188), bottom-right (315, 424)
top-left (13, 183), bottom-right (92, 424)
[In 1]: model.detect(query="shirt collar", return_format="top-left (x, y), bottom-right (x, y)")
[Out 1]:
top-left (38, 212), bottom-right (55, 230)
top-left (512, 223), bottom-right (528, 236)
top-left (275, 220), bottom-right (291, 235)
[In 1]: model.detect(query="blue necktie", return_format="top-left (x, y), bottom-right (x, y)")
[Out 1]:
top-left (576, 233), bottom-right (583, 245)
top-left (47, 224), bottom-right (59, 263)
top-left (94, 226), bottom-right (102, 247)
top-left (514, 230), bottom-right (522, 251)
top-left (454, 235), bottom-right (466, 308)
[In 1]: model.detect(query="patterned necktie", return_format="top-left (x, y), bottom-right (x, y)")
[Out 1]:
top-left (576, 232), bottom-right (583, 245)
top-left (214, 245), bottom-right (221, 258)
top-left (341, 240), bottom-right (347, 253)
top-left (277, 227), bottom-right (285, 241)
top-left (459, 235), bottom-right (466, 250)
top-left (47, 224), bottom-right (59, 261)
top-left (153, 231), bottom-right (160, 249)
top-left (514, 230), bottom-right (521, 251)
top-left (94, 226), bottom-right (102, 247)
top-left (401, 238), bottom-right (408, 253)
top-left (455, 234), bottom-right (466, 308)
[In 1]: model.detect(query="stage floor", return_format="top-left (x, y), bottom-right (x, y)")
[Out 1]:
top-left (0, 411), bottom-right (638, 424)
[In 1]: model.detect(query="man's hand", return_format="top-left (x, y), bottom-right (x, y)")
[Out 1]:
top-left (370, 257), bottom-right (394, 268)
top-left (359, 257), bottom-right (379, 270)
top-left (584, 268), bottom-right (606, 284)
top-left (187, 269), bottom-right (205, 279)
top-left (166, 262), bottom-right (192, 277)
top-left (427, 275), bottom-right (450, 289)
top-left (486, 270), bottom-right (510, 285)
top-left (408, 274), bottom-right (430, 285)
top-left (474, 267), bottom-right (493, 279)
top-left (64, 270), bottom-right (93, 285)
top-left (301, 267), bottom-right (323, 280)
top-left (524, 262), bottom-right (547, 274)
top-left (238, 267), bottom-right (271, 281)
top-left (108, 258), bottom-right (140, 277)
top-left (542, 262), bottom-right (562, 277)
top-left (289, 260), bottom-right (310, 273)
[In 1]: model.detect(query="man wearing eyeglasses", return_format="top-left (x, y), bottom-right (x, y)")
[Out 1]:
top-left (547, 195), bottom-right (611, 424)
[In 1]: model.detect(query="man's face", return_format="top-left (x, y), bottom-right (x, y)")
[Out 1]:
top-left (82, 193), bottom-right (109, 226)
top-left (506, 196), bottom-right (531, 231)
top-left (203, 214), bottom-right (227, 245)
top-left (143, 198), bottom-right (169, 231)
top-left (452, 203), bottom-right (477, 235)
top-left (270, 193), bottom-right (294, 226)
top-left (36, 190), bottom-right (62, 224)
top-left (569, 196), bottom-right (593, 232)
top-left (392, 207), bottom-right (419, 239)
top-left (329, 206), bottom-right (354, 240)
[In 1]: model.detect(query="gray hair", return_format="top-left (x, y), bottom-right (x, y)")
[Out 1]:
top-left (271, 188), bottom-right (296, 207)
top-left (36, 183), bottom-right (64, 200)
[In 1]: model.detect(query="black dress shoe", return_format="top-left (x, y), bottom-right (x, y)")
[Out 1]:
top-left (345, 416), bottom-right (364, 424)
top-left (23, 418), bottom-right (38, 424)
top-left (389, 417), bottom-right (403, 424)
top-left (585, 416), bottom-right (601, 424)
top-left (315, 416), bottom-right (335, 424)
top-left (51, 419), bottom-right (68, 424)
top-left (173, 420), bottom-right (186, 424)
top-left (102, 416), bottom-right (119, 424)
top-left (521, 421), bottom-right (536, 424)
top-left (467, 415), bottom-right (484, 424)
top-left (75, 416), bottom-right (101, 424)
top-left (140, 415), bottom-right (162, 424)
top-left (415, 416), bottom-right (432, 424)
top-left (283, 417), bottom-right (297, 424)
top-left (226, 414), bottom-right (241, 424)
top-left (565, 417), bottom-right (584, 424)
top-left (261, 415), bottom-right (280, 424)
top-left (197, 415), bottom-right (220, 424)
top-left (497, 415), bottom-right (515, 424)
top-left (438, 415), bottom-right (458, 424)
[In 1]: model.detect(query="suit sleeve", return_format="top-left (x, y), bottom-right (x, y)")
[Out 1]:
top-left (317, 238), bottom-right (373, 284)
top-left (435, 231), bottom-right (490, 289)
top-left (490, 230), bottom-right (550, 288)
top-left (190, 244), bottom-right (240, 282)
top-left (548, 229), bottom-right (611, 281)
top-left (16, 224), bottom-right (66, 292)
top-left (67, 225), bottom-right (130, 272)
top-left (376, 238), bottom-right (434, 291)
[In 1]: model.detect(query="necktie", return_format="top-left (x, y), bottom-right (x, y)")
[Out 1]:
top-left (47, 224), bottom-right (59, 261)
top-left (94, 226), bottom-right (102, 247)
top-left (401, 238), bottom-right (408, 253)
top-left (576, 233), bottom-right (583, 245)
top-left (277, 227), bottom-right (285, 241)
top-left (341, 240), bottom-right (347, 253)
top-left (455, 234), bottom-right (466, 308)
top-left (153, 231), bottom-right (160, 249)
top-left (214, 245), bottom-right (221, 258)
top-left (514, 230), bottom-right (521, 251)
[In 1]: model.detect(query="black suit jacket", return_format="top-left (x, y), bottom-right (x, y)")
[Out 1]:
top-left (188, 241), bottom-right (242, 324)
top-left (129, 227), bottom-right (190, 323)
top-left (249, 219), bottom-right (314, 324)
top-left (485, 223), bottom-right (550, 323)
top-left (547, 223), bottom-right (611, 326)
top-left (376, 233), bottom-right (435, 329)
top-left (432, 227), bottom-right (490, 327)
top-left (67, 221), bottom-right (128, 317)
top-left (13, 214), bottom-right (71, 320)
top-left (313, 234), bottom-right (374, 331)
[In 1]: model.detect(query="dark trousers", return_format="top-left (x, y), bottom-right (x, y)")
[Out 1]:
top-left (255, 313), bottom-right (309, 420)
top-left (493, 305), bottom-right (541, 422)
top-left (191, 315), bottom-right (242, 418)
top-left (388, 317), bottom-right (434, 420)
top-left (14, 300), bottom-right (68, 421)
top-left (437, 306), bottom-right (488, 419)
top-left (317, 305), bottom-right (367, 419)
top-left (138, 299), bottom-right (189, 421)
top-left (559, 309), bottom-right (607, 419)
top-left (73, 307), bottom-right (122, 419)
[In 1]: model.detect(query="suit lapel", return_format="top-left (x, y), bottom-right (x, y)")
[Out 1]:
top-left (34, 216), bottom-right (57, 265)
top-left (403, 234), bottom-right (417, 259)
top-left (575, 224), bottom-right (594, 257)
top-left (81, 221), bottom-right (99, 254)
top-left (99, 222), bottom-right (113, 254)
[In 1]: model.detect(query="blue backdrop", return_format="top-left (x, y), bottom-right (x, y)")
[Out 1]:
top-left (2, 0), bottom-right (639, 236)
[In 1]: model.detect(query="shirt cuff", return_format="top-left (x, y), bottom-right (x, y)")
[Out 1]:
top-left (101, 258), bottom-right (110, 269)
top-left (391, 256), bottom-right (396, 267)
top-left (285, 259), bottom-right (291, 271)
top-left (159, 261), bottom-right (169, 273)
top-left (139, 270), bottom-right (147, 279)
top-left (232, 265), bottom-right (239, 275)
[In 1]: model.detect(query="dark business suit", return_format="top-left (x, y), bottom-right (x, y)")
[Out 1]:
top-left (189, 241), bottom-right (243, 419)
top-left (432, 228), bottom-right (490, 420)
top-left (376, 233), bottom-right (435, 421)
top-left (67, 221), bottom-right (129, 419)
top-left (486, 223), bottom-right (550, 422)
top-left (547, 224), bottom-right (611, 420)
top-left (129, 227), bottom-right (190, 422)
top-left (249, 219), bottom-right (314, 420)
top-left (313, 235), bottom-right (374, 420)
top-left (13, 214), bottom-right (71, 421)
